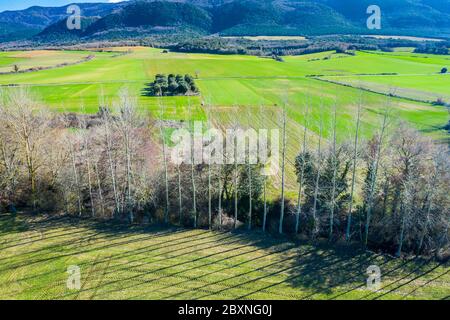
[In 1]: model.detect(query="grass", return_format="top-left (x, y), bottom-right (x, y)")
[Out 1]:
top-left (0, 214), bottom-right (448, 300)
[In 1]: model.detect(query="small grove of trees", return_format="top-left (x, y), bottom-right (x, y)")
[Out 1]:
top-left (0, 89), bottom-right (265, 229)
top-left (0, 90), bottom-right (448, 257)
top-left (0, 89), bottom-right (156, 219)
top-left (441, 67), bottom-right (448, 74)
top-left (143, 74), bottom-right (199, 97)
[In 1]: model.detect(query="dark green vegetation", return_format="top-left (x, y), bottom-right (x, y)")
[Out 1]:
top-left (0, 214), bottom-right (448, 300)
top-left (0, 2), bottom-right (124, 42)
top-left (143, 74), bottom-right (199, 96)
top-left (2, 0), bottom-right (450, 43)
top-left (415, 43), bottom-right (450, 55)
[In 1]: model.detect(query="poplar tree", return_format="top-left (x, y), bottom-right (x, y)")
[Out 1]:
top-left (279, 106), bottom-right (287, 234)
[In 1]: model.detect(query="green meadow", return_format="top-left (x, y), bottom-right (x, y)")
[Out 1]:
top-left (0, 46), bottom-right (447, 191)
top-left (1, 214), bottom-right (448, 300)
top-left (322, 74), bottom-right (450, 103)
top-left (0, 50), bottom-right (92, 73)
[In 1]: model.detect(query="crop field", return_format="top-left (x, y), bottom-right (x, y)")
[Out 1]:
top-left (0, 46), bottom-right (447, 192)
top-left (0, 214), bottom-right (448, 300)
top-left (0, 50), bottom-right (94, 73)
top-left (223, 36), bottom-right (308, 41)
top-left (0, 48), bottom-right (447, 137)
top-left (321, 74), bottom-right (450, 103)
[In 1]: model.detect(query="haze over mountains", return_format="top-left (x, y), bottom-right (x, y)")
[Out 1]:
top-left (1, 0), bottom-right (450, 42)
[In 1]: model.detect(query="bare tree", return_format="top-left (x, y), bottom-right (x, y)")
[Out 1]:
top-left (158, 104), bottom-right (170, 224)
top-left (1, 89), bottom-right (50, 209)
top-left (0, 115), bottom-right (20, 212)
top-left (188, 103), bottom-right (198, 228)
top-left (81, 117), bottom-right (95, 217)
top-left (207, 115), bottom-right (212, 230)
top-left (115, 90), bottom-right (140, 223)
top-left (234, 125), bottom-right (238, 229)
top-left (94, 161), bottom-right (105, 217)
top-left (262, 176), bottom-right (268, 232)
top-left (177, 164), bottom-right (183, 225)
top-left (68, 130), bottom-right (82, 216)
top-left (101, 107), bottom-right (120, 218)
top-left (328, 103), bottom-right (338, 240)
top-left (218, 165), bottom-right (223, 230)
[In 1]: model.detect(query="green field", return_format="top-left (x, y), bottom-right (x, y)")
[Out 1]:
top-left (0, 50), bottom-right (94, 73)
top-left (1, 46), bottom-right (448, 192)
top-left (0, 214), bottom-right (448, 300)
top-left (0, 48), bottom-right (447, 139)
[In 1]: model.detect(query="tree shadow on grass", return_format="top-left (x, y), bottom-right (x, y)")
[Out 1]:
top-left (0, 214), bottom-right (29, 234)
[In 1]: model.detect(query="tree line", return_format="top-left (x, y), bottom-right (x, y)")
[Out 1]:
top-left (0, 89), bottom-right (448, 257)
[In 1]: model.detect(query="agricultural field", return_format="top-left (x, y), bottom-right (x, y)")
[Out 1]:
top-left (321, 74), bottom-right (450, 103)
top-left (0, 50), bottom-right (95, 73)
top-left (0, 47), bottom-right (447, 137)
top-left (0, 214), bottom-right (448, 300)
top-left (0, 46), bottom-right (448, 192)
top-left (0, 0), bottom-right (449, 305)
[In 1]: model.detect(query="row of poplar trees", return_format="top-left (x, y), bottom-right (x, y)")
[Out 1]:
top-left (0, 89), bottom-right (448, 256)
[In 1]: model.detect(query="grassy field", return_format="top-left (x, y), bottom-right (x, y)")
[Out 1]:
top-left (0, 50), bottom-right (96, 73)
top-left (0, 214), bottom-right (448, 300)
top-left (0, 47), bottom-right (447, 138)
top-left (223, 36), bottom-right (308, 41)
top-left (0, 46), bottom-right (447, 192)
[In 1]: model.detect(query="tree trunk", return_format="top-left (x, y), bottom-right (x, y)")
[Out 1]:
top-left (94, 162), bottom-right (105, 217)
top-left (296, 106), bottom-right (309, 234)
top-left (329, 104), bottom-right (337, 240)
top-left (178, 165), bottom-right (183, 225)
top-left (279, 108), bottom-right (287, 234)
top-left (248, 162), bottom-right (252, 230)
top-left (84, 134), bottom-right (95, 218)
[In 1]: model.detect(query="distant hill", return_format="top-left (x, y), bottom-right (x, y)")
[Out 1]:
top-left (0, 2), bottom-right (125, 41)
top-left (2, 0), bottom-right (450, 43)
top-left (36, 16), bottom-right (100, 42)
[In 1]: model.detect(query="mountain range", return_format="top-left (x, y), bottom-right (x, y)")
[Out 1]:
top-left (1, 0), bottom-right (449, 42)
